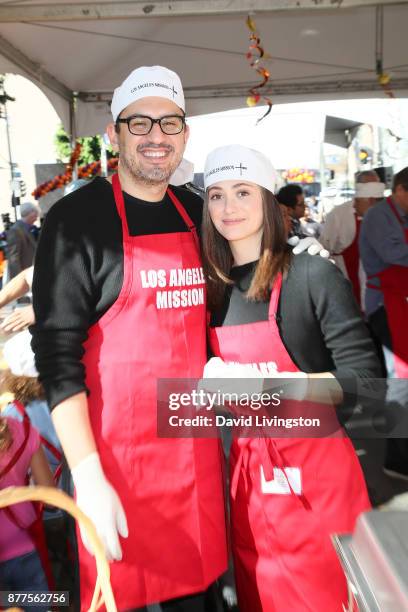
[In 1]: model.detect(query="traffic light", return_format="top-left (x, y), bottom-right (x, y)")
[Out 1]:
top-left (19, 179), bottom-right (26, 197)
top-left (1, 213), bottom-right (11, 231)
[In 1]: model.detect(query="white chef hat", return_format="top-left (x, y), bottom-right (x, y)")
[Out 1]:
top-left (355, 182), bottom-right (385, 198)
top-left (204, 145), bottom-right (276, 193)
top-left (3, 330), bottom-right (38, 378)
top-left (111, 66), bottom-right (185, 122)
top-left (169, 158), bottom-right (195, 186)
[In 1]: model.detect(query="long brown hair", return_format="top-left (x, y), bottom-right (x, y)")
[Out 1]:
top-left (0, 370), bottom-right (45, 405)
top-left (202, 186), bottom-right (292, 309)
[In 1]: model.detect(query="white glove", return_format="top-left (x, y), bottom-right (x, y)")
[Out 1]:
top-left (288, 236), bottom-right (330, 258)
top-left (203, 359), bottom-right (309, 401)
top-left (202, 357), bottom-right (264, 401)
top-left (203, 357), bottom-right (263, 379)
top-left (200, 357), bottom-right (264, 402)
top-left (72, 452), bottom-right (128, 561)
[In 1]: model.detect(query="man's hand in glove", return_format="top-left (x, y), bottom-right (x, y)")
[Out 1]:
top-left (288, 236), bottom-right (330, 258)
top-left (72, 452), bottom-right (128, 561)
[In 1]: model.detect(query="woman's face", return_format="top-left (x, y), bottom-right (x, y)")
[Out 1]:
top-left (207, 180), bottom-right (264, 243)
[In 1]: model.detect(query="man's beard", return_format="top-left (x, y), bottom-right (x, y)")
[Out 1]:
top-left (121, 143), bottom-right (183, 186)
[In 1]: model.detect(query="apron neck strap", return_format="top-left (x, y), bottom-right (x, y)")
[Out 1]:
top-left (13, 399), bottom-right (62, 462)
top-left (112, 175), bottom-right (200, 253)
top-left (112, 173), bottom-right (130, 239)
top-left (268, 272), bottom-right (282, 321)
top-left (167, 188), bottom-right (200, 253)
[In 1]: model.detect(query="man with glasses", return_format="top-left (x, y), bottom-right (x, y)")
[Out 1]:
top-left (277, 183), bottom-right (307, 239)
top-left (31, 66), bottom-right (227, 612)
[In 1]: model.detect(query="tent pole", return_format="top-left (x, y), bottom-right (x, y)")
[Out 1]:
top-left (70, 93), bottom-right (78, 180)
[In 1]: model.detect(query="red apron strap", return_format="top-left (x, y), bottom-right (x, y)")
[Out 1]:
top-left (112, 173), bottom-right (130, 239)
top-left (339, 214), bottom-right (362, 307)
top-left (12, 399), bottom-right (63, 463)
top-left (366, 197), bottom-right (407, 289)
top-left (231, 440), bottom-right (250, 500)
top-left (268, 273), bottom-right (283, 321)
top-left (167, 188), bottom-right (200, 253)
top-left (12, 399), bottom-right (26, 417)
top-left (39, 436), bottom-right (63, 462)
top-left (112, 175), bottom-right (200, 253)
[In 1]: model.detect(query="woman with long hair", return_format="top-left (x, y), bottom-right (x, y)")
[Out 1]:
top-left (201, 145), bottom-right (381, 611)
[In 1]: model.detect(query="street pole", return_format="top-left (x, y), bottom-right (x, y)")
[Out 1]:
top-left (0, 76), bottom-right (17, 220)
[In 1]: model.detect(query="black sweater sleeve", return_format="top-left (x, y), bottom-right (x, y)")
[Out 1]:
top-left (31, 190), bottom-right (100, 409)
top-left (280, 254), bottom-right (382, 404)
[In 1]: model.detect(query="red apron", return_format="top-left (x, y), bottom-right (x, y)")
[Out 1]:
top-left (336, 212), bottom-right (362, 308)
top-left (79, 174), bottom-right (227, 610)
top-left (209, 273), bottom-right (371, 612)
top-left (367, 197), bottom-right (408, 378)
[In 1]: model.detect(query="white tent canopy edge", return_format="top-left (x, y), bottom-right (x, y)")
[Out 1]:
top-left (1, 0), bottom-right (408, 136)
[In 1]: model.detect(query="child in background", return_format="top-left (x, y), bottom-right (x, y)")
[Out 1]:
top-left (0, 331), bottom-right (77, 601)
top-left (2, 330), bottom-right (62, 476)
top-left (0, 413), bottom-right (54, 603)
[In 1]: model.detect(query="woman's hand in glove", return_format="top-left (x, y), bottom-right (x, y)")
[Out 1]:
top-left (199, 357), bottom-right (265, 405)
top-left (202, 358), bottom-right (310, 401)
top-left (287, 236), bottom-right (330, 258)
top-left (72, 452), bottom-right (128, 561)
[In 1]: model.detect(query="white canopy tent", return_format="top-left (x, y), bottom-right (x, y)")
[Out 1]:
top-left (0, 0), bottom-right (408, 136)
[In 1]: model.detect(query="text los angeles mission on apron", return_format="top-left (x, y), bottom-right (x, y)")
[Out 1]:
top-left (79, 174), bottom-right (227, 610)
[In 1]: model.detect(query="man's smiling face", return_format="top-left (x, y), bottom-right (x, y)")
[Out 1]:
top-left (109, 96), bottom-right (189, 186)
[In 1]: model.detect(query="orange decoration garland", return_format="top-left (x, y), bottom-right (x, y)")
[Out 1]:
top-left (246, 15), bottom-right (273, 123)
top-left (282, 168), bottom-right (316, 184)
top-left (32, 144), bottom-right (119, 199)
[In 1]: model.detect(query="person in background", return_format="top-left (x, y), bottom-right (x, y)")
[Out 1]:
top-left (0, 246), bottom-right (6, 291)
top-left (277, 183), bottom-right (307, 239)
top-left (0, 413), bottom-right (54, 609)
top-left (360, 166), bottom-right (408, 481)
top-left (6, 203), bottom-right (39, 282)
top-left (320, 170), bottom-right (383, 311)
top-left (201, 144), bottom-right (380, 612)
top-left (1, 330), bottom-right (62, 476)
top-left (0, 330), bottom-right (74, 598)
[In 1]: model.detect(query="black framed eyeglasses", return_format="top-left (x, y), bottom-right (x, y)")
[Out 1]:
top-left (116, 114), bottom-right (186, 136)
